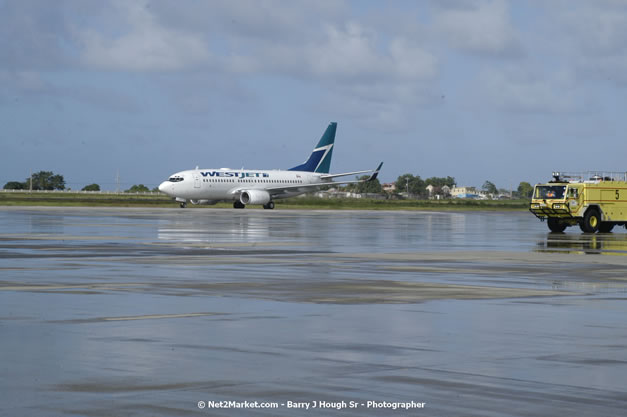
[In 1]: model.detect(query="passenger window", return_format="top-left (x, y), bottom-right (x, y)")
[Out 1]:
top-left (568, 188), bottom-right (578, 198)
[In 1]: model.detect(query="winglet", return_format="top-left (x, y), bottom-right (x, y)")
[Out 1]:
top-left (368, 162), bottom-right (383, 182)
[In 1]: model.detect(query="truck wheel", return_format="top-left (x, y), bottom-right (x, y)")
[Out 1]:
top-left (580, 209), bottom-right (600, 233)
top-left (599, 222), bottom-right (615, 233)
top-left (547, 218), bottom-right (567, 232)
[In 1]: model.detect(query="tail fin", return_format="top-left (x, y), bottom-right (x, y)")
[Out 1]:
top-left (288, 122), bottom-right (336, 173)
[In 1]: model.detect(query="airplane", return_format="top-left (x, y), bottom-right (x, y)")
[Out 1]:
top-left (158, 122), bottom-right (383, 209)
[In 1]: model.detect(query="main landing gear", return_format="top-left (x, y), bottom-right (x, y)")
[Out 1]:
top-left (232, 201), bottom-right (275, 209)
top-left (179, 202), bottom-right (187, 208)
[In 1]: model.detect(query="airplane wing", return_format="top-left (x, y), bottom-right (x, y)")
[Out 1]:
top-left (319, 162), bottom-right (383, 180)
top-left (319, 170), bottom-right (371, 180)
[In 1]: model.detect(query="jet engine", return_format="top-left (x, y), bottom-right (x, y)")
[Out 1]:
top-left (240, 190), bottom-right (271, 205)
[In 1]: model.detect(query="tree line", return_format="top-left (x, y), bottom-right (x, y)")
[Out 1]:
top-left (4, 171), bottom-right (67, 191)
top-left (343, 174), bottom-right (533, 199)
top-left (2, 171), bottom-right (155, 193)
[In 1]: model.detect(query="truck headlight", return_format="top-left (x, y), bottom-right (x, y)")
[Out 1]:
top-left (531, 204), bottom-right (539, 209)
top-left (553, 204), bottom-right (562, 209)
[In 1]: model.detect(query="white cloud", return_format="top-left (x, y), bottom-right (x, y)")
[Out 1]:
top-left (148, 0), bottom-right (349, 43)
top-left (306, 22), bottom-right (382, 79)
top-left (554, 1), bottom-right (627, 84)
top-left (79, 2), bottom-right (210, 71)
top-left (210, 16), bottom-right (440, 130)
top-left (75, 2), bottom-right (437, 96)
top-left (295, 25), bottom-right (438, 129)
top-left (296, 23), bottom-right (437, 82)
top-left (480, 66), bottom-right (577, 113)
top-left (390, 38), bottom-right (438, 80)
top-left (433, 0), bottom-right (521, 57)
top-left (70, 1), bottom-right (441, 129)
top-left (562, 2), bottom-right (627, 54)
top-left (218, 18), bottom-right (437, 85)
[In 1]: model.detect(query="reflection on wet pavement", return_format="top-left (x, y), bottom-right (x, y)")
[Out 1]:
top-left (1, 207), bottom-right (627, 417)
top-left (537, 231), bottom-right (627, 255)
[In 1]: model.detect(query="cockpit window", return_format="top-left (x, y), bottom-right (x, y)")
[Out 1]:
top-left (168, 176), bottom-right (184, 183)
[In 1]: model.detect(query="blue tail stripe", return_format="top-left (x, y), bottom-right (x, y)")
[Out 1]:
top-left (314, 146), bottom-right (333, 173)
top-left (288, 122), bottom-right (337, 173)
top-left (289, 149), bottom-right (326, 172)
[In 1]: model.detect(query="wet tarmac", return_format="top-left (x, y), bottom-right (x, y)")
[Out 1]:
top-left (2, 207), bottom-right (627, 416)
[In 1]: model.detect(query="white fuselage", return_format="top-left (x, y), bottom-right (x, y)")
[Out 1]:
top-left (158, 168), bottom-right (324, 203)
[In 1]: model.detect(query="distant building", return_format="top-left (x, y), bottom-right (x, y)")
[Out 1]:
top-left (476, 190), bottom-right (490, 200)
top-left (313, 189), bottom-right (351, 198)
top-left (382, 183), bottom-right (396, 193)
top-left (427, 184), bottom-right (452, 200)
top-left (450, 186), bottom-right (479, 199)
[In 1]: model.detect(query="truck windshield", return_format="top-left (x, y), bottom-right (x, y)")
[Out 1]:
top-left (535, 185), bottom-right (566, 199)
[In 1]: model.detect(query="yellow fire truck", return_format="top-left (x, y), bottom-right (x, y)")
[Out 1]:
top-left (529, 172), bottom-right (627, 233)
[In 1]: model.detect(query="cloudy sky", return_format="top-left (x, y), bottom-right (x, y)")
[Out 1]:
top-left (1, 0), bottom-right (627, 191)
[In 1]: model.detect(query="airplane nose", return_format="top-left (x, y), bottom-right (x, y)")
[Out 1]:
top-left (158, 181), bottom-right (171, 195)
